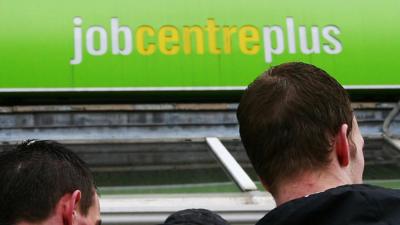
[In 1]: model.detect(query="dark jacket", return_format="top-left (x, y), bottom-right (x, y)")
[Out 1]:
top-left (257, 184), bottom-right (400, 225)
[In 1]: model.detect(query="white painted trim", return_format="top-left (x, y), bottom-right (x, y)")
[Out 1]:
top-left (343, 85), bottom-right (400, 90)
top-left (101, 192), bottom-right (273, 224)
top-left (206, 137), bottom-right (258, 192)
top-left (0, 87), bottom-right (246, 92)
top-left (0, 85), bottom-right (399, 92)
top-left (383, 135), bottom-right (400, 152)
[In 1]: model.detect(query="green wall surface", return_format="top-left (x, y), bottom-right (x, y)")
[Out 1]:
top-left (0, 0), bottom-right (399, 90)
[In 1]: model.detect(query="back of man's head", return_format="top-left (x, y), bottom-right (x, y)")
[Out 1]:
top-left (237, 62), bottom-right (353, 195)
top-left (0, 140), bottom-right (96, 225)
top-left (162, 208), bottom-right (230, 225)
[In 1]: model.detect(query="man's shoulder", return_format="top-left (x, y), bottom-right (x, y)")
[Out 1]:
top-left (327, 183), bottom-right (400, 198)
top-left (256, 184), bottom-right (400, 225)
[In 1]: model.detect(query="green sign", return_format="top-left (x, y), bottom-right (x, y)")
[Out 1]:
top-left (0, 0), bottom-right (399, 91)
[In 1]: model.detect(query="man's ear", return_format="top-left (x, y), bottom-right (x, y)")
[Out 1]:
top-left (335, 124), bottom-right (350, 167)
top-left (62, 190), bottom-right (82, 225)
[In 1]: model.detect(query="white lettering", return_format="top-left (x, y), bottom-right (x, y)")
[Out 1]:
top-left (111, 18), bottom-right (133, 55)
top-left (86, 26), bottom-right (108, 55)
top-left (286, 17), bottom-right (296, 53)
top-left (299, 26), bottom-right (320, 54)
top-left (322, 26), bottom-right (342, 54)
top-left (70, 17), bottom-right (83, 65)
top-left (263, 26), bottom-right (284, 63)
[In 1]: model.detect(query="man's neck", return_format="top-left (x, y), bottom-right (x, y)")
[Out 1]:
top-left (274, 169), bottom-right (353, 206)
top-left (16, 215), bottom-right (61, 225)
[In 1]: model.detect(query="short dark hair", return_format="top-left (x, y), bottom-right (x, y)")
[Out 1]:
top-left (0, 140), bottom-right (96, 225)
top-left (237, 62), bottom-right (353, 194)
top-left (163, 208), bottom-right (230, 225)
